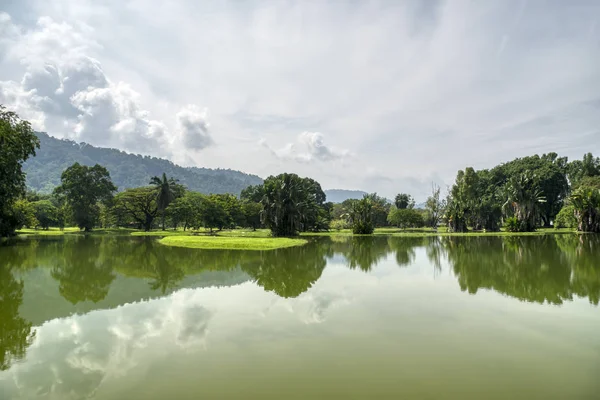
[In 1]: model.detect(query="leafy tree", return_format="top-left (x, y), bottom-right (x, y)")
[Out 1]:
top-left (365, 193), bottom-right (391, 227)
top-left (32, 200), bottom-right (58, 229)
top-left (114, 187), bottom-right (159, 231)
top-left (554, 204), bottom-right (577, 229)
top-left (394, 193), bottom-right (414, 209)
top-left (210, 193), bottom-right (244, 229)
top-left (240, 184), bottom-right (264, 203)
top-left (54, 163), bottom-right (116, 231)
top-left (260, 173), bottom-right (327, 236)
top-left (201, 195), bottom-right (229, 232)
top-left (570, 187), bottom-right (600, 233)
top-left (10, 199), bottom-right (38, 229)
top-left (502, 172), bottom-right (546, 232)
top-left (387, 207), bottom-right (424, 229)
top-left (425, 184), bottom-right (445, 229)
top-left (241, 201), bottom-right (262, 230)
top-left (150, 173), bottom-right (184, 230)
top-left (568, 152), bottom-right (600, 185)
top-left (166, 192), bottom-right (199, 230)
top-left (0, 105), bottom-right (40, 236)
top-left (348, 195), bottom-right (375, 234)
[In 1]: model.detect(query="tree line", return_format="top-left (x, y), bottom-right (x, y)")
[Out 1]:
top-left (2, 105), bottom-right (600, 236)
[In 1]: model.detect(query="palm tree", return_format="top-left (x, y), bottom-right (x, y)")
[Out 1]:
top-left (570, 187), bottom-right (600, 232)
top-left (502, 173), bottom-right (546, 232)
top-left (150, 173), bottom-right (180, 230)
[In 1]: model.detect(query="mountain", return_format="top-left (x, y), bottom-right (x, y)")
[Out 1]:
top-left (323, 189), bottom-right (368, 203)
top-left (23, 133), bottom-right (263, 195)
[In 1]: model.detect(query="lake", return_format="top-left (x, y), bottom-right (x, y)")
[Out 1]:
top-left (0, 234), bottom-right (599, 399)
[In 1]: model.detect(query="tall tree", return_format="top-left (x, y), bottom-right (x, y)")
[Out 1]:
top-left (260, 173), bottom-right (328, 236)
top-left (0, 105), bottom-right (40, 236)
top-left (503, 173), bottom-right (546, 232)
top-left (348, 195), bottom-right (375, 234)
top-left (150, 173), bottom-right (183, 230)
top-left (394, 193), bottom-right (414, 209)
top-left (114, 187), bottom-right (160, 231)
top-left (54, 163), bottom-right (116, 231)
top-left (425, 184), bottom-right (445, 230)
top-left (570, 187), bottom-right (600, 233)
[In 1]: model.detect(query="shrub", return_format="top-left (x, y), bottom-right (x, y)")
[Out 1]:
top-left (554, 205), bottom-right (577, 229)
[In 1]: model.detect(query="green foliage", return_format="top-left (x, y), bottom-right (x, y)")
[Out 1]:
top-left (365, 193), bottom-right (391, 227)
top-left (504, 217), bottom-right (521, 232)
top-left (570, 186), bottom-right (600, 233)
top-left (113, 186), bottom-right (159, 231)
top-left (568, 152), bottom-right (600, 186)
top-left (54, 163), bottom-right (117, 231)
top-left (554, 205), bottom-right (577, 229)
top-left (241, 201), bottom-right (262, 230)
top-left (260, 173), bottom-right (328, 236)
top-left (159, 236), bottom-right (306, 251)
top-left (240, 184), bottom-right (264, 203)
top-left (502, 172), bottom-right (546, 232)
top-left (394, 193), bottom-right (414, 209)
top-left (32, 200), bottom-right (58, 229)
top-left (348, 196), bottom-right (375, 234)
top-left (11, 199), bottom-right (38, 229)
top-left (425, 184), bottom-right (445, 229)
top-left (150, 173), bottom-right (184, 230)
top-left (23, 132), bottom-right (262, 195)
top-left (330, 218), bottom-right (350, 231)
top-left (387, 207), bottom-right (424, 229)
top-left (0, 105), bottom-right (40, 236)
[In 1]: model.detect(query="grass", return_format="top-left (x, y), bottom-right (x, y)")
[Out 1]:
top-left (17, 226), bottom-right (581, 240)
top-left (158, 235), bottom-right (307, 250)
top-left (302, 227), bottom-right (581, 238)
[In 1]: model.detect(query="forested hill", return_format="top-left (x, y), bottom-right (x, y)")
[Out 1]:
top-left (23, 133), bottom-right (263, 195)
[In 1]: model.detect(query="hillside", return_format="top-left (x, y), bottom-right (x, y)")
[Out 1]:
top-left (23, 133), bottom-right (263, 195)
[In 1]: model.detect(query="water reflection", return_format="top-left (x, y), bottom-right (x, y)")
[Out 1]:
top-left (0, 265), bottom-right (35, 371)
top-left (0, 234), bottom-right (599, 373)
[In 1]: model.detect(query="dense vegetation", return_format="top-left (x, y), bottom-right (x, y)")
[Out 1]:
top-left (23, 132), bottom-right (263, 195)
top-left (2, 105), bottom-right (600, 237)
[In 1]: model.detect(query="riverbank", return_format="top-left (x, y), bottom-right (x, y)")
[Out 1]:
top-left (15, 226), bottom-right (582, 239)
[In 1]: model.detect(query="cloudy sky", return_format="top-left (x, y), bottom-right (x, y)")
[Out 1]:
top-left (1, 0), bottom-right (599, 199)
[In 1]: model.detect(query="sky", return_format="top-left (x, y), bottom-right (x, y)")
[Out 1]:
top-left (1, 0), bottom-right (599, 200)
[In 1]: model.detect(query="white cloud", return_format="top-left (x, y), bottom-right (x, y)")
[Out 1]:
top-left (176, 105), bottom-right (213, 151)
top-left (0, 13), bottom-right (213, 158)
top-left (261, 131), bottom-right (350, 163)
top-left (0, 1), bottom-right (599, 199)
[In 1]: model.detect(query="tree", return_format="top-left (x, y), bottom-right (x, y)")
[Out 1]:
top-left (394, 193), bottom-right (414, 209)
top-left (32, 200), bottom-right (58, 229)
top-left (54, 163), bottom-right (116, 231)
top-left (166, 192), bottom-right (199, 231)
top-left (150, 173), bottom-right (184, 230)
top-left (387, 207), bottom-right (424, 229)
top-left (114, 187), bottom-right (159, 231)
top-left (242, 201), bottom-right (262, 230)
top-left (502, 172), bottom-right (546, 232)
top-left (554, 204), bottom-right (577, 229)
top-left (211, 193), bottom-right (244, 229)
top-left (570, 187), bottom-right (600, 233)
top-left (425, 184), bottom-right (445, 230)
top-left (0, 105), bottom-right (40, 236)
top-left (260, 173), bottom-right (327, 236)
top-left (10, 199), bottom-right (37, 230)
top-left (201, 196), bottom-right (229, 232)
top-left (348, 196), bottom-right (374, 234)
top-left (240, 184), bottom-right (265, 203)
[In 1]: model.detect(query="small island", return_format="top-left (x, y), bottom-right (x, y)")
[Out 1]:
top-left (158, 235), bottom-right (307, 251)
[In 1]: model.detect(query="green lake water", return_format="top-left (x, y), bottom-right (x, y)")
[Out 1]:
top-left (0, 235), bottom-right (599, 399)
